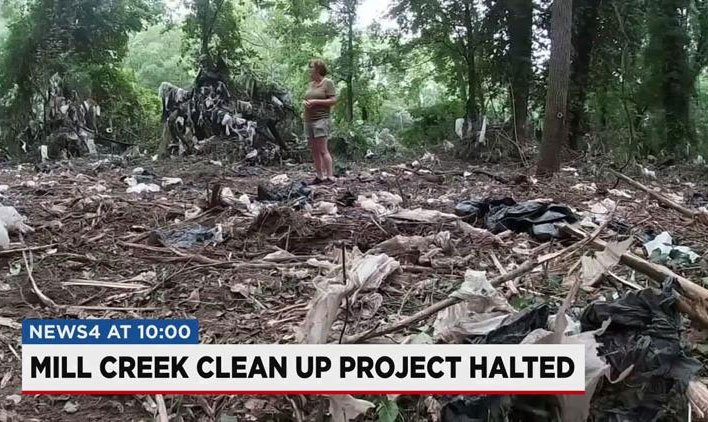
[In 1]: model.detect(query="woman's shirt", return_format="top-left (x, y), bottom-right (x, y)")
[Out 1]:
top-left (304, 78), bottom-right (336, 122)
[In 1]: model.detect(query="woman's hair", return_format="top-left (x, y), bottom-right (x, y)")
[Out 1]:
top-left (309, 59), bottom-right (328, 77)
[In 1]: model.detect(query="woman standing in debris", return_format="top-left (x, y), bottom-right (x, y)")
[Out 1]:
top-left (304, 59), bottom-right (337, 184)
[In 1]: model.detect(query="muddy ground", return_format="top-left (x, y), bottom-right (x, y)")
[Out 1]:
top-left (0, 150), bottom-right (706, 421)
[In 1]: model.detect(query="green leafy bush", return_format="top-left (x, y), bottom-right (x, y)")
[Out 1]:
top-left (398, 100), bottom-right (463, 147)
top-left (329, 120), bottom-right (378, 160)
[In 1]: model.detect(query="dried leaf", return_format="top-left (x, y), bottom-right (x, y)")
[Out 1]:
top-left (359, 293), bottom-right (383, 320)
top-left (263, 250), bottom-right (295, 262)
top-left (328, 395), bottom-right (375, 422)
top-left (388, 208), bottom-right (457, 223)
top-left (689, 380), bottom-right (708, 419)
top-left (0, 317), bottom-right (20, 330)
top-left (0, 372), bottom-right (11, 389)
top-left (185, 288), bottom-right (200, 303)
top-left (297, 253), bottom-right (399, 343)
top-left (63, 401), bottom-right (79, 414)
top-left (521, 320), bottom-right (612, 422)
top-left (580, 238), bottom-right (632, 287)
top-left (230, 283), bottom-right (255, 297)
top-left (433, 270), bottom-right (514, 342)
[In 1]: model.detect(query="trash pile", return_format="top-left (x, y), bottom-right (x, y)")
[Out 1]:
top-left (17, 73), bottom-right (107, 160)
top-left (440, 279), bottom-right (701, 422)
top-left (454, 198), bottom-right (577, 241)
top-left (158, 59), bottom-right (297, 164)
top-left (0, 154), bottom-right (707, 421)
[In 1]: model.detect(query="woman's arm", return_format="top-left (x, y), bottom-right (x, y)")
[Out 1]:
top-left (309, 97), bottom-right (337, 107)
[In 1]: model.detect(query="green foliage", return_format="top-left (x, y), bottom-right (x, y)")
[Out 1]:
top-left (399, 100), bottom-right (464, 147)
top-left (391, 0), bottom-right (482, 120)
top-left (124, 24), bottom-right (194, 90)
top-left (0, 0), bottom-right (161, 152)
top-left (3, 0), bottom-right (708, 161)
top-left (181, 0), bottom-right (248, 67)
top-left (80, 65), bottom-right (162, 145)
top-left (376, 398), bottom-right (401, 422)
top-left (329, 120), bottom-right (377, 159)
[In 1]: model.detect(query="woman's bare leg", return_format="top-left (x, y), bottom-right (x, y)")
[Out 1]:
top-left (309, 139), bottom-right (323, 179)
top-left (318, 138), bottom-right (334, 179)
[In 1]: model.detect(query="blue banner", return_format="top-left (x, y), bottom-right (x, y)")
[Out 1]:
top-left (22, 319), bottom-right (199, 344)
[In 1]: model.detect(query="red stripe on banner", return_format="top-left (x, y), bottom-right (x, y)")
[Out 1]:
top-left (23, 390), bottom-right (586, 396)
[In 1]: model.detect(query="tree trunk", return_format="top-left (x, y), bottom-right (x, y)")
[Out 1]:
top-left (200, 0), bottom-right (212, 57)
top-left (345, 8), bottom-right (355, 123)
top-left (537, 0), bottom-right (573, 176)
top-left (567, 0), bottom-right (601, 150)
top-left (506, 0), bottom-right (533, 144)
top-left (658, 0), bottom-right (692, 149)
top-left (463, 3), bottom-right (479, 136)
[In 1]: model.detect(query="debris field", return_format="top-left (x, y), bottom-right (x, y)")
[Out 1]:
top-left (0, 152), bottom-right (707, 421)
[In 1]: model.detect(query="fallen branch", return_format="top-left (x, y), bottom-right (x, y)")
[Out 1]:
top-left (62, 279), bottom-right (149, 290)
top-left (0, 244), bottom-right (57, 256)
top-left (440, 169), bottom-right (510, 184)
top-left (67, 305), bottom-right (161, 312)
top-left (342, 260), bottom-right (535, 344)
top-left (343, 222), bottom-right (607, 344)
top-left (561, 224), bottom-right (708, 327)
top-left (609, 168), bottom-right (708, 225)
top-left (155, 394), bottom-right (169, 422)
top-left (689, 380), bottom-right (708, 420)
top-left (0, 317), bottom-right (20, 330)
top-left (21, 242), bottom-right (59, 308)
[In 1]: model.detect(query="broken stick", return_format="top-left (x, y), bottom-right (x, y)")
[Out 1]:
top-left (561, 224), bottom-right (708, 327)
top-left (342, 222), bottom-right (609, 344)
top-left (609, 168), bottom-right (708, 225)
top-left (342, 260), bottom-right (536, 344)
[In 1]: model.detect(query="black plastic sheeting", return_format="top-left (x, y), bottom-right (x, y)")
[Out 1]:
top-left (154, 225), bottom-right (221, 249)
top-left (689, 192), bottom-right (708, 208)
top-left (337, 191), bottom-right (357, 207)
top-left (454, 198), bottom-right (577, 241)
top-left (442, 305), bottom-right (561, 422)
top-left (580, 279), bottom-right (701, 422)
top-left (256, 181), bottom-right (312, 209)
top-left (441, 281), bottom-right (700, 422)
top-left (464, 304), bottom-right (550, 345)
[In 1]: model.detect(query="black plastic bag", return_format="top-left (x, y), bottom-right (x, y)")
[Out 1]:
top-left (153, 225), bottom-right (222, 249)
top-left (454, 198), bottom-right (577, 241)
top-left (442, 306), bottom-right (559, 422)
top-left (580, 279), bottom-right (701, 422)
top-left (485, 201), bottom-right (576, 237)
top-left (465, 304), bottom-right (550, 345)
top-left (256, 181), bottom-right (312, 209)
top-left (454, 198), bottom-right (515, 220)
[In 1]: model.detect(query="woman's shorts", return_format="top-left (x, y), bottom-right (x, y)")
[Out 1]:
top-left (304, 118), bottom-right (332, 140)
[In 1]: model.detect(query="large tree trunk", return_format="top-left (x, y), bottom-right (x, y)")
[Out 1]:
top-left (537, 0), bottom-right (573, 176)
top-left (567, 0), bottom-right (601, 150)
top-left (657, 0), bottom-right (692, 149)
top-left (506, 0), bottom-right (533, 144)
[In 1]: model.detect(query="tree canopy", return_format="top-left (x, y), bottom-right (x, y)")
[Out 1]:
top-left (1, 0), bottom-right (708, 165)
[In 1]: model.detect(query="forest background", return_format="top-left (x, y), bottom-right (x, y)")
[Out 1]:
top-left (1, 0), bottom-right (708, 173)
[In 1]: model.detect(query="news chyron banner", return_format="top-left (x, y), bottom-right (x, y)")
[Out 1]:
top-left (22, 319), bottom-right (586, 395)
